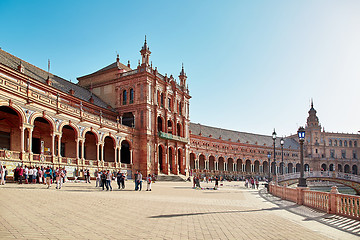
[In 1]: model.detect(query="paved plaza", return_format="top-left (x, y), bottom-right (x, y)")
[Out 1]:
top-left (0, 180), bottom-right (358, 240)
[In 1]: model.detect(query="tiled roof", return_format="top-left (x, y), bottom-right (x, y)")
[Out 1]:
top-left (189, 123), bottom-right (299, 150)
top-left (85, 61), bottom-right (132, 77)
top-left (0, 49), bottom-right (112, 110)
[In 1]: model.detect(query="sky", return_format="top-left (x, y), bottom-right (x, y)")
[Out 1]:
top-left (1, 0), bottom-right (360, 137)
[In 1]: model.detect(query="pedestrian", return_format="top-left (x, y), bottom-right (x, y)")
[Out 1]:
top-left (106, 170), bottom-right (112, 191)
top-left (95, 170), bottom-right (101, 187)
top-left (120, 173), bottom-right (125, 189)
top-left (134, 171), bottom-right (139, 191)
top-left (101, 170), bottom-right (107, 190)
top-left (86, 169), bottom-right (91, 183)
top-left (24, 165), bottom-right (29, 184)
top-left (56, 168), bottom-right (65, 189)
top-left (28, 167), bottom-right (33, 184)
top-left (84, 169), bottom-right (88, 183)
top-left (18, 166), bottom-right (23, 184)
top-left (137, 171), bottom-right (143, 191)
top-left (215, 176), bottom-right (219, 189)
top-left (32, 167), bottom-right (38, 184)
top-left (255, 179), bottom-right (259, 189)
top-left (116, 170), bottom-right (122, 189)
top-left (0, 165), bottom-right (5, 185)
top-left (44, 166), bottom-right (51, 189)
top-left (146, 174), bottom-right (152, 191)
top-left (38, 167), bottom-right (43, 184)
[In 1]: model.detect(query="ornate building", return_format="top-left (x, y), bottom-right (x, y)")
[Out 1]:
top-left (0, 40), bottom-right (358, 179)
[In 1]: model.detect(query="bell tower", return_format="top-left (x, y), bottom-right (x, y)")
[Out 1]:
top-left (179, 63), bottom-right (187, 87)
top-left (140, 35), bottom-right (151, 66)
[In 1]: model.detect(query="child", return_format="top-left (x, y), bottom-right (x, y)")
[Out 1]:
top-left (146, 174), bottom-right (152, 191)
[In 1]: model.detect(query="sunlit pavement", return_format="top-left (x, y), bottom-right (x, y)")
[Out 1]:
top-left (0, 180), bottom-right (357, 240)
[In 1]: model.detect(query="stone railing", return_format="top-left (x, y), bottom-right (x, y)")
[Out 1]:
top-left (0, 149), bottom-right (21, 160)
top-left (269, 184), bottom-right (360, 220)
top-left (278, 171), bottom-right (360, 183)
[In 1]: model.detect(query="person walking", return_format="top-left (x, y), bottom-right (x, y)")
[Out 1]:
top-left (116, 170), bottom-right (122, 189)
top-left (134, 171), bottom-right (139, 191)
top-left (18, 166), bottom-right (23, 184)
top-left (120, 172), bottom-right (125, 189)
top-left (44, 167), bottom-right (51, 189)
top-left (95, 170), bottom-right (101, 187)
top-left (146, 174), bottom-right (152, 191)
top-left (24, 165), bottom-right (29, 184)
top-left (215, 176), bottom-right (219, 189)
top-left (86, 169), bottom-right (91, 183)
top-left (137, 171), bottom-right (143, 191)
top-left (106, 170), bottom-right (112, 191)
top-left (0, 165), bottom-right (5, 185)
top-left (101, 170), bottom-right (107, 191)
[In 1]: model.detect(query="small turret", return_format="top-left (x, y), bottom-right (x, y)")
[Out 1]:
top-left (140, 35), bottom-right (151, 66)
top-left (179, 63), bottom-right (187, 87)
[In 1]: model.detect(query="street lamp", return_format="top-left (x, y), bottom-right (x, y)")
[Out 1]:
top-left (297, 126), bottom-right (307, 187)
top-left (272, 129), bottom-right (277, 178)
top-left (280, 137), bottom-right (284, 175)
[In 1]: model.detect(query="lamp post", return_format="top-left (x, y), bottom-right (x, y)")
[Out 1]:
top-left (297, 126), bottom-right (307, 187)
top-left (272, 129), bottom-right (277, 178)
top-left (280, 137), bottom-right (284, 175)
top-left (267, 153), bottom-right (271, 182)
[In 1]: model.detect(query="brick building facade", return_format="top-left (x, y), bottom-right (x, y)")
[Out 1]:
top-left (0, 39), bottom-right (359, 179)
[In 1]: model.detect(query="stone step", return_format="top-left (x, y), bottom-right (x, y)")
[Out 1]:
top-left (156, 174), bottom-right (186, 182)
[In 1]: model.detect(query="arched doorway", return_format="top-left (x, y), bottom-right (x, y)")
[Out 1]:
top-left (344, 164), bottom-right (350, 173)
top-left (209, 156), bottom-right (215, 171)
top-left (218, 157), bottom-right (224, 171)
top-left (84, 131), bottom-right (97, 160)
top-left (296, 163), bottom-right (301, 172)
top-left (228, 158), bottom-right (234, 172)
top-left (288, 163), bottom-right (293, 173)
top-left (177, 148), bottom-right (183, 174)
top-left (338, 164), bottom-right (343, 172)
top-left (329, 164), bottom-right (334, 171)
top-left (121, 140), bottom-right (131, 164)
top-left (169, 147), bottom-right (174, 173)
top-left (263, 161), bottom-right (269, 175)
top-left (0, 106), bottom-right (22, 152)
top-left (245, 160), bottom-right (251, 173)
top-left (199, 154), bottom-right (205, 170)
top-left (279, 162), bottom-right (285, 174)
top-left (33, 117), bottom-right (53, 157)
top-left (237, 159), bottom-right (242, 172)
top-left (254, 160), bottom-right (260, 173)
top-left (103, 136), bottom-right (115, 162)
top-left (159, 145), bottom-right (165, 173)
top-left (352, 165), bottom-right (358, 175)
top-left (321, 163), bottom-right (327, 171)
top-left (190, 153), bottom-right (195, 170)
top-left (61, 125), bottom-right (77, 158)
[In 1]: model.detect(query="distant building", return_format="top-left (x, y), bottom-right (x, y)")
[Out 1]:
top-left (0, 39), bottom-right (358, 179)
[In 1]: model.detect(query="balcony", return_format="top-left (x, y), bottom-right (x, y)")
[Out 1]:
top-left (158, 131), bottom-right (188, 143)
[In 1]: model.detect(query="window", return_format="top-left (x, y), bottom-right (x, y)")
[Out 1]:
top-left (339, 140), bottom-right (342, 147)
top-left (179, 102), bottom-right (182, 115)
top-left (349, 141), bottom-right (353, 147)
top-left (123, 90), bottom-right (127, 105)
top-left (160, 93), bottom-right (164, 107)
top-left (329, 139), bottom-right (332, 146)
top-left (355, 141), bottom-right (357, 147)
top-left (315, 149), bottom-right (318, 153)
top-left (344, 140), bottom-right (347, 147)
top-left (168, 98), bottom-right (171, 111)
top-left (341, 150), bottom-right (346, 159)
top-left (334, 140), bottom-right (338, 146)
top-left (129, 89), bottom-right (134, 104)
top-left (353, 150), bottom-right (357, 159)
top-left (330, 149), bottom-right (335, 158)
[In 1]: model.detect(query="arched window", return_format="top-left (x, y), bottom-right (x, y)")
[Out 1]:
top-left (329, 139), bottom-right (332, 146)
top-left (344, 140), bottom-right (347, 147)
top-left (129, 88), bottom-right (134, 104)
top-left (160, 93), bottom-right (164, 107)
top-left (334, 140), bottom-right (337, 146)
top-left (355, 141), bottom-right (357, 147)
top-left (123, 90), bottom-right (127, 105)
top-left (349, 141), bottom-right (353, 147)
top-left (339, 140), bottom-right (342, 147)
top-left (179, 102), bottom-right (182, 115)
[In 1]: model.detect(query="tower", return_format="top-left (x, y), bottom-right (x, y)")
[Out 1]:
top-left (179, 63), bottom-right (187, 87)
top-left (140, 36), bottom-right (151, 66)
top-left (305, 99), bottom-right (323, 164)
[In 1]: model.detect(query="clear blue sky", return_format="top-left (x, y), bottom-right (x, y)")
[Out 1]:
top-left (1, 0), bottom-right (360, 137)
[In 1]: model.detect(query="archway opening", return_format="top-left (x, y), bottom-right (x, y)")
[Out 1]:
top-left (218, 157), bottom-right (225, 171)
top-left (33, 117), bottom-right (52, 155)
top-left (288, 163), bottom-right (293, 173)
top-left (61, 125), bottom-right (77, 158)
top-left (237, 159), bottom-right (242, 172)
top-left (245, 160), bottom-right (251, 173)
top-left (254, 160), bottom-right (260, 173)
top-left (321, 163), bottom-right (327, 171)
top-left (344, 164), bottom-right (350, 173)
top-left (167, 120), bottom-right (173, 134)
top-left (103, 136), bottom-right (115, 162)
top-left (0, 106), bottom-right (21, 151)
top-left (329, 164), bottom-right (334, 171)
top-left (228, 158), bottom-right (234, 172)
top-left (199, 154), bottom-right (205, 170)
top-left (177, 123), bottom-right (181, 137)
top-left (352, 165), bottom-right (358, 175)
top-left (338, 164), bottom-right (343, 172)
top-left (157, 116), bottom-right (163, 132)
top-left (190, 153), bottom-right (195, 170)
top-left (158, 145), bottom-right (165, 173)
top-left (296, 163), bottom-right (301, 172)
top-left (84, 131), bottom-right (97, 160)
top-left (121, 140), bottom-right (131, 164)
top-left (209, 156), bottom-right (215, 171)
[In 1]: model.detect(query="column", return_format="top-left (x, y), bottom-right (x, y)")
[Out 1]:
top-left (293, 167), bottom-right (296, 173)
top-left (242, 164), bottom-right (245, 172)
top-left (114, 147), bottom-right (117, 163)
top-left (234, 163), bottom-right (237, 172)
top-left (224, 162), bottom-right (226, 171)
top-left (101, 144), bottom-right (104, 161)
top-left (118, 147), bottom-right (122, 163)
top-left (96, 143), bottom-right (100, 161)
top-left (28, 128), bottom-right (33, 153)
top-left (251, 164), bottom-right (254, 172)
top-left (81, 140), bottom-right (85, 159)
top-left (20, 126), bottom-right (25, 153)
top-left (76, 139), bottom-right (79, 159)
top-left (130, 149), bottom-right (133, 164)
top-left (57, 135), bottom-right (62, 157)
top-left (51, 133), bottom-right (55, 157)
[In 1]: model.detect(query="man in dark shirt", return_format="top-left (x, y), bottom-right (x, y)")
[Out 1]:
top-left (101, 171), bottom-right (107, 191)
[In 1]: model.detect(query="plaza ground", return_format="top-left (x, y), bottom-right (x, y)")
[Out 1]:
top-left (0, 180), bottom-right (358, 240)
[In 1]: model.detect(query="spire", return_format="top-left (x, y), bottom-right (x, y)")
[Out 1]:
top-left (116, 53), bottom-right (119, 62)
top-left (179, 63), bottom-right (187, 87)
top-left (311, 98), bottom-right (313, 109)
top-left (140, 35), bottom-right (151, 65)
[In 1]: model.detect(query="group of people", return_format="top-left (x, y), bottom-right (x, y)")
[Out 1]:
top-left (10, 165), bottom-right (67, 189)
top-left (244, 177), bottom-right (260, 189)
top-left (134, 171), bottom-right (153, 191)
top-left (193, 175), bottom-right (220, 189)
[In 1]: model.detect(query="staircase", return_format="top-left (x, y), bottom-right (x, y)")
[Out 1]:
top-left (156, 173), bottom-right (187, 182)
